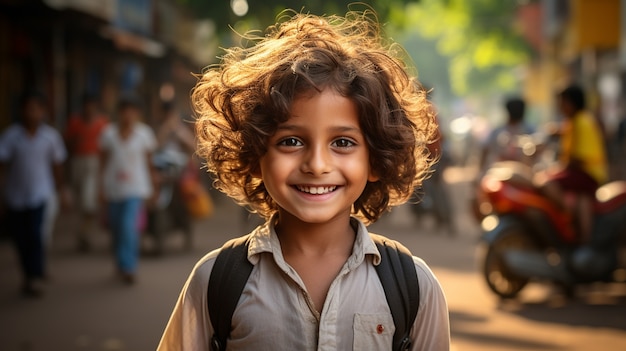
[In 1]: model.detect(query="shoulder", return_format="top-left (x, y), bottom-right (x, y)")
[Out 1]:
top-left (411, 256), bottom-right (445, 300)
top-left (39, 123), bottom-right (59, 134)
top-left (0, 126), bottom-right (20, 154)
top-left (179, 233), bottom-right (255, 306)
top-left (0, 124), bottom-right (21, 139)
top-left (172, 248), bottom-right (224, 313)
top-left (185, 248), bottom-right (222, 294)
top-left (136, 123), bottom-right (157, 143)
top-left (156, 247), bottom-right (222, 350)
top-left (136, 122), bottom-right (155, 135)
top-left (187, 232), bottom-right (260, 296)
top-left (99, 125), bottom-right (117, 147)
top-left (39, 124), bottom-right (63, 141)
top-left (101, 124), bottom-right (118, 138)
top-left (371, 234), bottom-right (442, 293)
top-left (102, 124), bottom-right (115, 135)
top-left (574, 111), bottom-right (597, 127)
top-left (368, 234), bottom-right (446, 301)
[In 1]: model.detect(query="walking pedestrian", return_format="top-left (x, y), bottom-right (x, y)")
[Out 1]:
top-left (65, 93), bottom-right (108, 251)
top-left (158, 10), bottom-right (449, 350)
top-left (99, 95), bottom-right (156, 284)
top-left (0, 91), bottom-right (69, 297)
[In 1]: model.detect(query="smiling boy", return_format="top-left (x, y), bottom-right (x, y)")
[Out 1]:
top-left (158, 10), bottom-right (450, 351)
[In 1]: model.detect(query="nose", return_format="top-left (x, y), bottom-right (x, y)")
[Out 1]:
top-left (301, 144), bottom-right (332, 175)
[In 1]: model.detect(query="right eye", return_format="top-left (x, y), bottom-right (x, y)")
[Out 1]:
top-left (278, 137), bottom-right (303, 147)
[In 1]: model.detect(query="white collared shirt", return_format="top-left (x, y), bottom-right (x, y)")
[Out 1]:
top-left (0, 123), bottom-right (66, 209)
top-left (100, 123), bottom-right (156, 201)
top-left (158, 218), bottom-right (450, 351)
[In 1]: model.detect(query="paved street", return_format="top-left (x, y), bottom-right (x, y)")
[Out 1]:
top-left (1, 170), bottom-right (626, 351)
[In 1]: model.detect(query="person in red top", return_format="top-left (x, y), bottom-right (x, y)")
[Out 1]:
top-left (65, 93), bottom-right (108, 251)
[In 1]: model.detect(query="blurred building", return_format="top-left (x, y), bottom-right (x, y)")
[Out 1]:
top-left (518, 0), bottom-right (624, 133)
top-left (0, 0), bottom-right (216, 129)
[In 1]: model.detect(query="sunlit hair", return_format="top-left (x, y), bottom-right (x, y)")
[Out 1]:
top-left (193, 9), bottom-right (438, 223)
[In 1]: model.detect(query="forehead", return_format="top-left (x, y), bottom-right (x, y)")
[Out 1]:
top-left (285, 88), bottom-right (360, 127)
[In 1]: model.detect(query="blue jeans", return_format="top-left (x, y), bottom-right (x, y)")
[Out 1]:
top-left (7, 203), bottom-right (46, 280)
top-left (108, 198), bottom-right (143, 273)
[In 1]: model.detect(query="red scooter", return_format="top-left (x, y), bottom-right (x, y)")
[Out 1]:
top-left (478, 161), bottom-right (626, 298)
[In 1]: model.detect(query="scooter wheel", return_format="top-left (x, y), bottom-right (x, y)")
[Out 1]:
top-left (483, 228), bottom-right (533, 299)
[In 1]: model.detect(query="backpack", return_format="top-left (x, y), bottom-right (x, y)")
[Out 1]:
top-left (207, 233), bottom-right (420, 351)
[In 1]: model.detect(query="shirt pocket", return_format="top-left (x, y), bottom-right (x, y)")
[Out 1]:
top-left (353, 313), bottom-right (395, 350)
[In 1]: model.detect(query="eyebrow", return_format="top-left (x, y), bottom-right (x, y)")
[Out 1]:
top-left (276, 124), bottom-right (362, 133)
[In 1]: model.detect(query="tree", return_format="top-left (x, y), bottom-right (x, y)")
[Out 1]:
top-left (392, 0), bottom-right (532, 97)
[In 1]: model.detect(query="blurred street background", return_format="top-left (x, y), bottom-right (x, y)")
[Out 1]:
top-left (1, 0), bottom-right (626, 350)
top-left (2, 173), bottom-right (626, 350)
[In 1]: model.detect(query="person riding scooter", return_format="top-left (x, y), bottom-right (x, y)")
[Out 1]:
top-left (536, 84), bottom-right (608, 244)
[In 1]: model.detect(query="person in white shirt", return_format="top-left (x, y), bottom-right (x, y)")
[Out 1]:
top-left (0, 91), bottom-right (68, 297)
top-left (99, 95), bottom-right (156, 285)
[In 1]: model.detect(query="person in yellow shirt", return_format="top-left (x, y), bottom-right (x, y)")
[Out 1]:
top-left (540, 85), bottom-right (608, 243)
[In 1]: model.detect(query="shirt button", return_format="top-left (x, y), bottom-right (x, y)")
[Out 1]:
top-left (376, 324), bottom-right (385, 334)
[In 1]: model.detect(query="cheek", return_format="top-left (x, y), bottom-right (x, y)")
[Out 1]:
top-left (342, 153), bottom-right (375, 183)
top-left (258, 153), bottom-right (287, 181)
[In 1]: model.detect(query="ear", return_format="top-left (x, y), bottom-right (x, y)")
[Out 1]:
top-left (367, 169), bottom-right (379, 182)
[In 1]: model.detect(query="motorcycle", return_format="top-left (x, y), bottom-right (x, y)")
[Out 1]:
top-left (478, 161), bottom-right (626, 298)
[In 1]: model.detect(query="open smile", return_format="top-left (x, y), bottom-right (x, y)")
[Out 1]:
top-left (294, 185), bottom-right (338, 195)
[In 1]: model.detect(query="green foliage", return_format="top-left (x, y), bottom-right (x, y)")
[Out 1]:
top-left (175, 0), bottom-right (420, 65)
top-left (398, 0), bottom-right (531, 96)
top-left (176, 0), bottom-right (407, 30)
top-left (176, 0), bottom-right (529, 98)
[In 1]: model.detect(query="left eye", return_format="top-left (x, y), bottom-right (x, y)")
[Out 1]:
top-left (278, 137), bottom-right (303, 147)
top-left (332, 138), bottom-right (355, 148)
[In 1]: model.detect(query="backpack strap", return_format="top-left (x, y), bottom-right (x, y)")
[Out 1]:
top-left (370, 233), bottom-right (420, 351)
top-left (207, 234), bottom-right (253, 351)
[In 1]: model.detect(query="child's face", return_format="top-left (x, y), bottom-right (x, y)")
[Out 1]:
top-left (258, 88), bottom-right (378, 224)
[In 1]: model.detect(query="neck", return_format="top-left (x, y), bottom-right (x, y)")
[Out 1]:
top-left (22, 120), bottom-right (40, 134)
top-left (117, 121), bottom-right (136, 140)
top-left (119, 120), bottom-right (134, 131)
top-left (275, 211), bottom-right (356, 256)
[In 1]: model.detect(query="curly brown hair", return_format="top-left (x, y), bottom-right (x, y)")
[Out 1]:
top-left (193, 10), bottom-right (438, 224)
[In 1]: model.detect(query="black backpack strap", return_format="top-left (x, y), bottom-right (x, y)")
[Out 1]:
top-left (370, 234), bottom-right (420, 351)
top-left (207, 234), bottom-right (254, 351)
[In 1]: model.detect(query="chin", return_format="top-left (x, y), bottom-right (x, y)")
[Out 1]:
top-left (293, 212), bottom-right (347, 225)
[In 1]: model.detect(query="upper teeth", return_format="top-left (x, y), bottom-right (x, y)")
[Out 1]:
top-left (297, 186), bottom-right (337, 194)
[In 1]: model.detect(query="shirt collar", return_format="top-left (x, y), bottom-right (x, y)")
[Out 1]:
top-left (246, 215), bottom-right (381, 267)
